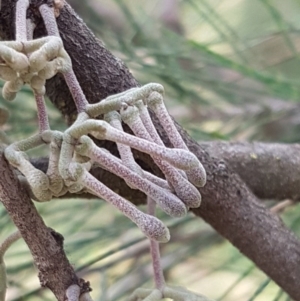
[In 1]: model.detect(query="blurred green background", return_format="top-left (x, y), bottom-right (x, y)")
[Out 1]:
top-left (1, 0), bottom-right (300, 300)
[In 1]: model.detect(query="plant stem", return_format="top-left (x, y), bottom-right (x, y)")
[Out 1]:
top-left (39, 4), bottom-right (89, 113)
top-left (147, 197), bottom-right (165, 291)
top-left (15, 0), bottom-right (29, 41)
top-left (35, 94), bottom-right (50, 132)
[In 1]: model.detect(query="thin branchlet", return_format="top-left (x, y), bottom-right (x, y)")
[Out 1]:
top-left (0, 231), bottom-right (21, 261)
top-left (0, 231), bottom-right (22, 301)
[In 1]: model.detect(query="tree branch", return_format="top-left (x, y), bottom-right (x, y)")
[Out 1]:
top-left (1, 0), bottom-right (300, 300)
top-left (32, 139), bottom-right (300, 203)
top-left (0, 147), bottom-right (80, 301)
top-left (202, 141), bottom-right (300, 201)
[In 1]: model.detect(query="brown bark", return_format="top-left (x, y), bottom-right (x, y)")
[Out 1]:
top-left (0, 147), bottom-right (79, 301)
top-left (32, 140), bottom-right (300, 203)
top-left (202, 141), bottom-right (300, 201)
top-left (1, 1), bottom-right (300, 300)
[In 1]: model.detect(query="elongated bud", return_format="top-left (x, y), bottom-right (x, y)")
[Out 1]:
top-left (2, 79), bottom-right (23, 101)
top-left (82, 171), bottom-right (170, 242)
top-left (76, 136), bottom-right (187, 217)
top-left (0, 66), bottom-right (17, 81)
top-left (137, 214), bottom-right (170, 243)
top-left (0, 43), bottom-right (29, 71)
top-left (120, 104), bottom-right (202, 207)
top-left (148, 91), bottom-right (206, 187)
top-left (16, 158), bottom-right (52, 202)
top-left (29, 36), bottom-right (62, 72)
top-left (30, 75), bottom-right (46, 95)
top-left (104, 111), bottom-right (142, 175)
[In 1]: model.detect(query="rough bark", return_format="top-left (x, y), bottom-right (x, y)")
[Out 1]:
top-left (32, 140), bottom-right (300, 203)
top-left (202, 141), bottom-right (300, 201)
top-left (0, 147), bottom-right (80, 301)
top-left (1, 1), bottom-right (300, 300)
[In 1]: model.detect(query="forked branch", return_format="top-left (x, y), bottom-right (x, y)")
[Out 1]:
top-left (0, 0), bottom-right (300, 300)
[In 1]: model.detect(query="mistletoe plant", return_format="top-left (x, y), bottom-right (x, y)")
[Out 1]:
top-left (0, 1), bottom-right (212, 300)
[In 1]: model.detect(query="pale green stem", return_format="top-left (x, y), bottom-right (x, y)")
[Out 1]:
top-left (85, 83), bottom-right (164, 118)
top-left (0, 231), bottom-right (22, 301)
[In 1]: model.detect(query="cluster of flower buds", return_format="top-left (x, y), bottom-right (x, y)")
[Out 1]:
top-left (0, 1), bottom-right (209, 300)
top-left (0, 36), bottom-right (71, 101)
top-left (1, 0), bottom-right (206, 244)
top-left (57, 81), bottom-right (206, 242)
